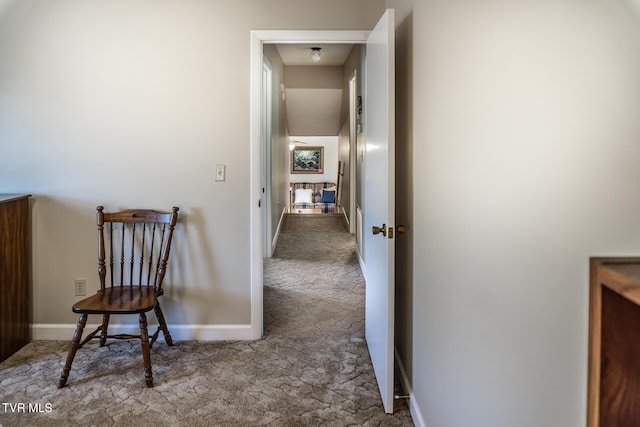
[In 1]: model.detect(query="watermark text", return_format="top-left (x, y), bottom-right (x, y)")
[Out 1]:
top-left (2, 402), bottom-right (53, 413)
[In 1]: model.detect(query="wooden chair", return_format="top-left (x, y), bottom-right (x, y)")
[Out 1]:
top-left (58, 206), bottom-right (179, 388)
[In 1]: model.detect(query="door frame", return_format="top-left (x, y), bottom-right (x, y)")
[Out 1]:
top-left (249, 30), bottom-right (369, 339)
top-left (348, 70), bottom-right (358, 235)
top-left (261, 57), bottom-right (273, 258)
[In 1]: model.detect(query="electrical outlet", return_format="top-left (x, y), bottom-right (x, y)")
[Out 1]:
top-left (74, 278), bottom-right (86, 296)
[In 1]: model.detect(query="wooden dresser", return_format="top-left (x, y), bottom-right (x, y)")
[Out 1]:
top-left (0, 194), bottom-right (31, 362)
top-left (588, 257), bottom-right (640, 427)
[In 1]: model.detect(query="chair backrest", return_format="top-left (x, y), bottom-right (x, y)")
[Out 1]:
top-left (96, 206), bottom-right (179, 293)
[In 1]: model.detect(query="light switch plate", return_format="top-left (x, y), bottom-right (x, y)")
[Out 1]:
top-left (215, 164), bottom-right (225, 182)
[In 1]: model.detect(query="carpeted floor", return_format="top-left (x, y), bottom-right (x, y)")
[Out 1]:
top-left (0, 213), bottom-right (413, 426)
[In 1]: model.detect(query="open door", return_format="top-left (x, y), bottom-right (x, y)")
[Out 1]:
top-left (363, 9), bottom-right (395, 414)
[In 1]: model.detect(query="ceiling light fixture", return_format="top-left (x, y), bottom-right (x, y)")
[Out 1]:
top-left (309, 47), bottom-right (322, 63)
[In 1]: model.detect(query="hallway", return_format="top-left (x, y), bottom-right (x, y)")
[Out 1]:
top-left (263, 213), bottom-right (413, 423)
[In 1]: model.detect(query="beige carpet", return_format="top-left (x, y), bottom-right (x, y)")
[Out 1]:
top-left (0, 213), bottom-right (413, 426)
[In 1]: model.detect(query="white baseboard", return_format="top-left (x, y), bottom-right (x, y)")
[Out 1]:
top-left (395, 346), bottom-right (428, 427)
top-left (271, 206), bottom-right (287, 253)
top-left (342, 207), bottom-right (350, 225)
top-left (32, 323), bottom-right (254, 341)
top-left (356, 246), bottom-right (366, 279)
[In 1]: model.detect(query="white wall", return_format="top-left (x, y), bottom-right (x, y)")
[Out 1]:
top-left (0, 0), bottom-right (385, 338)
top-left (289, 136), bottom-right (340, 184)
top-left (0, 0), bottom-right (14, 20)
top-left (411, 1), bottom-right (640, 426)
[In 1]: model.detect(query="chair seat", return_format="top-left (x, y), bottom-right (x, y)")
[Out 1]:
top-left (72, 287), bottom-right (158, 314)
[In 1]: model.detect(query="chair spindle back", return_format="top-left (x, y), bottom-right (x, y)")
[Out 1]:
top-left (96, 206), bottom-right (179, 293)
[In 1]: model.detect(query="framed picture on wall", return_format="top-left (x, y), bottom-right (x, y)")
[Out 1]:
top-left (291, 146), bottom-right (324, 174)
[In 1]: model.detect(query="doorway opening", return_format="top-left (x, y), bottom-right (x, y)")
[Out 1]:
top-left (258, 38), bottom-right (365, 329)
top-left (250, 11), bottom-right (395, 413)
top-left (249, 30), bottom-right (369, 340)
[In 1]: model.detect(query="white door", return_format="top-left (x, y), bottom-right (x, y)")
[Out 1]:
top-left (363, 9), bottom-right (395, 414)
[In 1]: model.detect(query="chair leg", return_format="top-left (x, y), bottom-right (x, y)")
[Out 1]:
top-left (139, 313), bottom-right (153, 388)
top-left (154, 301), bottom-right (173, 346)
top-left (99, 314), bottom-right (110, 347)
top-left (58, 314), bottom-right (88, 388)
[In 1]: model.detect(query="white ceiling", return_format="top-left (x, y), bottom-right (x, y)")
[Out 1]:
top-left (275, 44), bottom-right (355, 66)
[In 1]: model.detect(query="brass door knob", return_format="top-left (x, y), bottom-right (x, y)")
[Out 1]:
top-left (397, 225), bottom-right (406, 234)
top-left (372, 224), bottom-right (387, 237)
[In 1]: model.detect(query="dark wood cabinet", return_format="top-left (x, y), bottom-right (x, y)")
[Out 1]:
top-left (588, 258), bottom-right (640, 427)
top-left (0, 194), bottom-right (31, 362)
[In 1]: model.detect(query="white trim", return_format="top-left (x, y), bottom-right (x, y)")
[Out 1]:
top-left (32, 323), bottom-right (253, 341)
top-left (348, 69), bottom-right (358, 235)
top-left (250, 30), bottom-right (370, 44)
top-left (342, 208), bottom-right (350, 227)
top-left (250, 29), bottom-right (371, 342)
top-left (395, 347), bottom-right (428, 427)
top-left (262, 56), bottom-right (274, 258)
top-left (357, 245), bottom-right (366, 280)
top-left (250, 31), bottom-right (264, 340)
top-left (356, 205), bottom-right (364, 264)
top-left (271, 206), bottom-right (287, 253)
